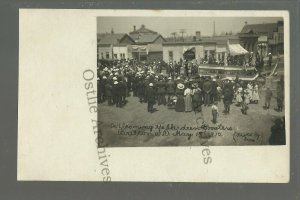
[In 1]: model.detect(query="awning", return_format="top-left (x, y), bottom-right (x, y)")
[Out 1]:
top-left (183, 47), bottom-right (195, 53)
top-left (228, 44), bottom-right (248, 56)
top-left (131, 45), bottom-right (147, 51)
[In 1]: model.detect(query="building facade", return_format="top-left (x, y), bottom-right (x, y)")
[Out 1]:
top-left (162, 35), bottom-right (243, 64)
top-left (162, 42), bottom-right (205, 63)
top-left (97, 33), bottom-right (135, 60)
top-left (238, 21), bottom-right (284, 56)
top-left (129, 24), bottom-right (166, 61)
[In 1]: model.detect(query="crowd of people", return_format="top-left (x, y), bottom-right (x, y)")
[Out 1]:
top-left (97, 59), bottom-right (284, 123)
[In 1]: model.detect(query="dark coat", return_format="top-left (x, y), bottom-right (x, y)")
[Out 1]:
top-left (157, 80), bottom-right (166, 94)
top-left (105, 83), bottom-right (112, 97)
top-left (223, 87), bottom-right (234, 103)
top-left (203, 80), bottom-right (212, 94)
top-left (147, 87), bottom-right (156, 103)
top-left (166, 81), bottom-right (175, 94)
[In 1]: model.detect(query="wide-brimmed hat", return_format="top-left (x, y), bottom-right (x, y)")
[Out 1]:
top-left (168, 77), bottom-right (172, 80)
top-left (102, 76), bottom-right (107, 79)
top-left (149, 83), bottom-right (153, 87)
top-left (114, 81), bottom-right (118, 85)
top-left (177, 83), bottom-right (185, 90)
top-left (113, 77), bottom-right (117, 81)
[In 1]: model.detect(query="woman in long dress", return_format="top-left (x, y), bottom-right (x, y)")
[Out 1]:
top-left (184, 84), bottom-right (193, 112)
top-left (192, 84), bottom-right (203, 113)
top-left (244, 88), bottom-right (251, 105)
top-left (175, 83), bottom-right (185, 112)
top-left (236, 87), bottom-right (243, 106)
top-left (247, 83), bottom-right (253, 102)
top-left (252, 84), bottom-right (260, 103)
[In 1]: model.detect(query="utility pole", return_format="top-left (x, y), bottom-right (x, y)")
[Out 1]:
top-left (213, 20), bottom-right (216, 37)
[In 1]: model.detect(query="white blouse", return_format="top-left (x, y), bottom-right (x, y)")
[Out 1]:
top-left (184, 88), bottom-right (192, 95)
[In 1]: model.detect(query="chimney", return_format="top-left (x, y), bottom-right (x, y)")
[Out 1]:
top-left (133, 25), bottom-right (136, 31)
top-left (196, 31), bottom-right (201, 40)
top-left (193, 36), bottom-right (196, 41)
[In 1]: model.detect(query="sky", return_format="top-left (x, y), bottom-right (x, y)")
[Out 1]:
top-left (97, 17), bottom-right (283, 37)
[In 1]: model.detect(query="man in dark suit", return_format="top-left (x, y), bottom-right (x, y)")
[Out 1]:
top-left (147, 83), bottom-right (156, 113)
top-left (157, 78), bottom-right (166, 105)
top-left (112, 80), bottom-right (121, 107)
top-left (203, 77), bottom-right (212, 106)
top-left (223, 85), bottom-right (234, 114)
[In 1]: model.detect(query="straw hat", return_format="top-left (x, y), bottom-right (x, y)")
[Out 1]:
top-left (113, 77), bottom-right (117, 81)
top-left (168, 77), bottom-right (172, 80)
top-left (177, 83), bottom-right (185, 90)
top-left (102, 76), bottom-right (107, 79)
top-left (149, 83), bottom-right (153, 87)
top-left (114, 81), bottom-right (118, 85)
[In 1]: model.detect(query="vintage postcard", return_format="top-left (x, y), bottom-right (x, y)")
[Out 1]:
top-left (18, 9), bottom-right (289, 182)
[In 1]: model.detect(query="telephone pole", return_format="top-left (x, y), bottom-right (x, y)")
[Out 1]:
top-left (213, 20), bottom-right (216, 37)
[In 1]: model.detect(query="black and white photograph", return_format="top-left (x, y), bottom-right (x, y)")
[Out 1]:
top-left (97, 16), bottom-right (286, 147)
top-left (17, 9), bottom-right (291, 183)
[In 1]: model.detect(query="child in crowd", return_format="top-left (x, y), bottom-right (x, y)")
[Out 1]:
top-left (211, 101), bottom-right (219, 124)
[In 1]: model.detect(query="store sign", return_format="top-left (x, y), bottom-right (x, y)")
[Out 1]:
top-left (258, 36), bottom-right (268, 42)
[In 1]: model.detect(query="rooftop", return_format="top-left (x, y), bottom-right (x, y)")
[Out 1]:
top-left (129, 24), bottom-right (157, 35)
top-left (97, 33), bottom-right (133, 45)
top-left (240, 23), bottom-right (278, 38)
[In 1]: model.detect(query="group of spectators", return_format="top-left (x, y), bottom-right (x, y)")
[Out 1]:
top-left (97, 59), bottom-right (284, 118)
